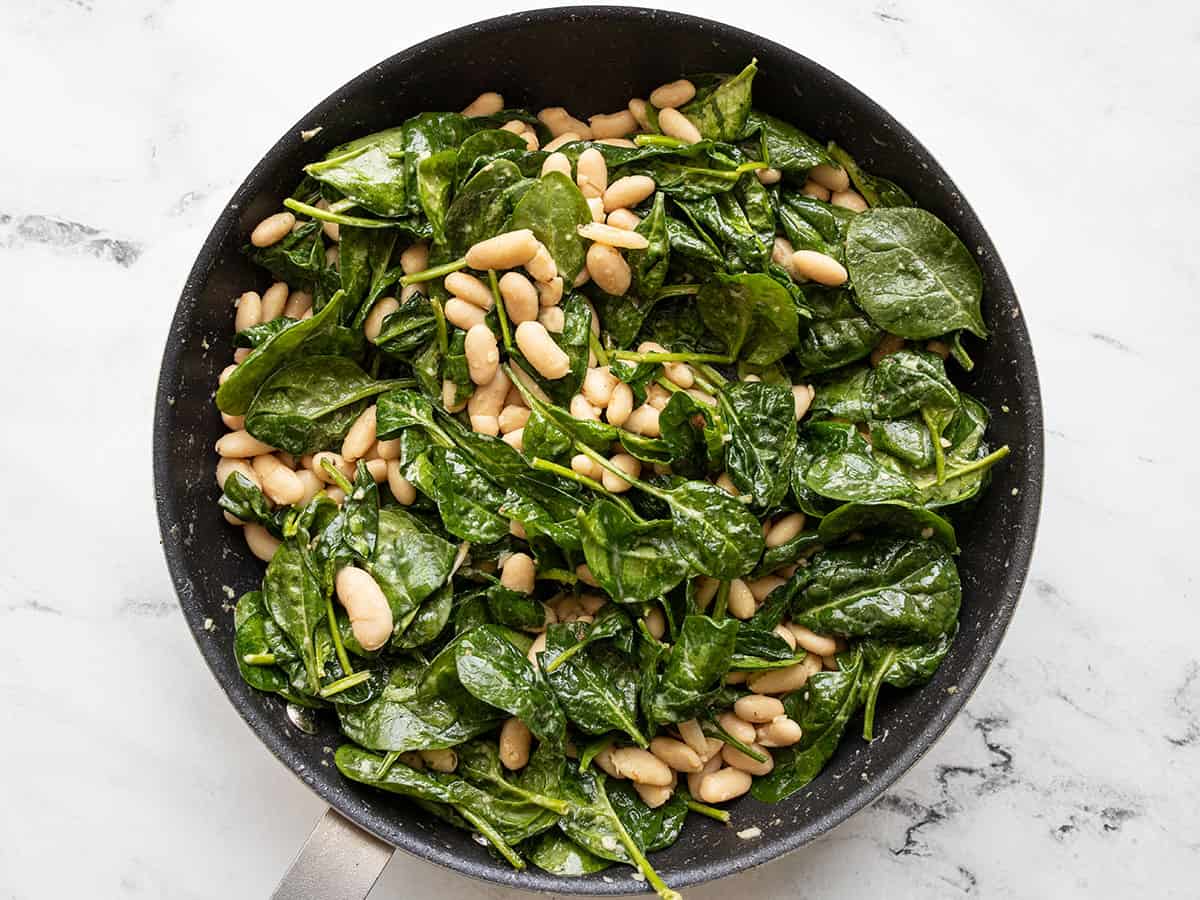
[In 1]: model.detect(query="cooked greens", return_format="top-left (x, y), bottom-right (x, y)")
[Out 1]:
top-left (215, 63), bottom-right (1008, 895)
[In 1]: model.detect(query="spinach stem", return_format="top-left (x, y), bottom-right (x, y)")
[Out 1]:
top-left (488, 269), bottom-right (513, 353)
top-left (430, 297), bottom-right (449, 357)
top-left (603, 782), bottom-right (680, 900)
top-left (634, 134), bottom-right (689, 149)
top-left (241, 652), bottom-right (276, 666)
top-left (589, 332), bottom-right (609, 366)
top-left (703, 715), bottom-right (768, 763)
top-left (573, 442), bottom-right (661, 500)
top-left (542, 632), bottom-right (589, 674)
top-left (283, 198), bottom-right (392, 229)
top-left (685, 798), bottom-right (731, 824)
top-left (950, 333), bottom-right (975, 371)
top-left (654, 374), bottom-right (682, 394)
top-left (922, 407), bottom-right (947, 485)
top-left (612, 350), bottom-right (732, 365)
top-left (712, 581), bottom-right (730, 620)
top-left (456, 805), bottom-right (525, 870)
top-left (653, 283), bottom-right (702, 300)
top-left (320, 459), bottom-right (355, 495)
top-left (375, 750), bottom-right (402, 779)
top-left (693, 363), bottom-right (728, 387)
top-left (688, 369), bottom-right (721, 396)
top-left (637, 618), bottom-right (667, 648)
top-left (400, 256), bottom-right (468, 286)
top-left (304, 144), bottom-right (369, 173)
top-left (317, 669), bottom-right (371, 698)
top-left (861, 650), bottom-right (893, 741)
top-left (942, 444), bottom-right (1010, 482)
top-left (325, 586), bottom-right (355, 680)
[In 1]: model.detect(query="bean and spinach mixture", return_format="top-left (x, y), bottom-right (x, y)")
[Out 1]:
top-left (214, 60), bottom-right (1008, 896)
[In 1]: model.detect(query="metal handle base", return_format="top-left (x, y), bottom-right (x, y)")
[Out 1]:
top-left (272, 808), bottom-right (394, 900)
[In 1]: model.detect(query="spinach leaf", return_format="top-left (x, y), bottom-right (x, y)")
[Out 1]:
top-left (870, 415), bottom-right (935, 468)
top-left (368, 506), bottom-right (458, 634)
top-left (790, 538), bottom-right (961, 641)
top-left (697, 273), bottom-right (798, 365)
top-left (216, 290), bottom-right (351, 416)
top-left (313, 460), bottom-right (379, 570)
top-left (628, 191), bottom-right (670, 302)
top-left (543, 622), bottom-right (647, 745)
top-left (418, 447), bottom-right (510, 543)
top-left (751, 529), bottom-right (822, 579)
top-left (751, 648), bottom-right (865, 801)
top-left (743, 110), bottom-right (833, 173)
top-left (262, 537), bottom-right (326, 694)
top-left (485, 583), bottom-right (546, 632)
top-left (443, 329), bottom-right (474, 405)
top-left (219, 471), bottom-right (282, 536)
top-left (373, 290), bottom-right (438, 359)
top-left (456, 624), bottom-right (567, 744)
top-left (243, 357), bottom-right (397, 454)
top-left (579, 501), bottom-right (689, 605)
top-left (417, 149), bottom-right (457, 244)
top-left (809, 365), bottom-right (872, 422)
top-left (869, 349), bottom-right (959, 420)
top-left (776, 192), bottom-right (855, 261)
top-left (845, 207), bottom-right (987, 339)
top-left (678, 60), bottom-right (757, 141)
top-left (339, 227), bottom-right (398, 324)
top-left (656, 480), bottom-right (765, 580)
top-left (443, 160), bottom-right (532, 260)
top-left (860, 628), bottom-right (954, 739)
top-left (817, 500), bottom-right (957, 552)
top-left (796, 421), bottom-right (917, 504)
top-left (676, 193), bottom-right (764, 272)
top-left (244, 220), bottom-right (330, 288)
top-left (306, 127), bottom-right (409, 216)
top-left (456, 740), bottom-right (569, 813)
top-left (233, 591), bottom-right (290, 692)
top-left (456, 129), bottom-right (530, 183)
top-left (528, 832), bottom-right (611, 876)
top-left (827, 143), bottom-right (913, 208)
top-left (657, 391), bottom-right (722, 479)
top-left (233, 317), bottom-right (296, 349)
top-left (794, 286), bottom-right (883, 376)
top-left (393, 582), bottom-right (454, 649)
top-left (647, 615), bottom-right (738, 724)
top-left (665, 215), bottom-right (725, 267)
top-left (509, 171), bottom-right (592, 284)
top-left (718, 381), bottom-right (798, 509)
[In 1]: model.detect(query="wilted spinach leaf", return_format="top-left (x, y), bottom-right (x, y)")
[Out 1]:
top-left (718, 380), bottom-right (798, 509)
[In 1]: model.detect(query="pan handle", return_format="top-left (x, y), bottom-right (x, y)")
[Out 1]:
top-left (272, 807), bottom-right (393, 900)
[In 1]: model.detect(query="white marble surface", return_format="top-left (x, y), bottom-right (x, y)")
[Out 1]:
top-left (2, 0), bottom-right (1197, 897)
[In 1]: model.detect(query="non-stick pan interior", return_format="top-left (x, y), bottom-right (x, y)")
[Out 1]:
top-left (154, 7), bottom-right (1042, 893)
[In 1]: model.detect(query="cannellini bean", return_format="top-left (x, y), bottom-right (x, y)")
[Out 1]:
top-left (594, 746), bottom-right (624, 779)
top-left (650, 79), bottom-right (696, 108)
top-left (500, 271), bottom-right (539, 324)
top-left (216, 458), bottom-right (259, 492)
top-left (606, 382), bottom-right (634, 426)
top-left (538, 305), bottom-right (565, 333)
top-left (399, 243), bottom-right (429, 277)
top-left (420, 748), bottom-right (457, 772)
top-left (509, 362), bottom-right (550, 402)
top-left (444, 297), bottom-right (486, 330)
top-left (324, 484), bottom-right (347, 505)
top-left (727, 578), bottom-right (756, 619)
top-left (244, 523), bottom-right (280, 561)
top-left (234, 291), bottom-right (262, 332)
top-left (579, 594), bottom-right (607, 616)
top-left (659, 107), bottom-right (701, 144)
top-left (468, 368), bottom-right (512, 418)
top-left (663, 361), bottom-right (694, 389)
top-left (283, 290), bottom-right (312, 319)
top-left (541, 151), bottom-right (572, 178)
top-left (722, 742), bottom-right (774, 776)
top-left (650, 736), bottom-right (703, 773)
top-left (444, 380), bottom-right (467, 414)
top-left (464, 324), bottom-right (500, 386)
top-left (926, 339), bottom-right (952, 359)
top-left (787, 623), bottom-right (839, 657)
top-left (537, 107), bottom-right (592, 139)
top-left (470, 414), bottom-right (499, 436)
top-left (601, 453), bottom-right (640, 493)
top-left (542, 132), bottom-right (581, 153)
top-left (498, 405), bottom-right (530, 433)
top-left (715, 472), bottom-right (740, 495)
top-left (698, 766), bottom-right (753, 803)
top-left (570, 393), bottom-right (600, 421)
top-left (250, 212), bottom-right (295, 248)
top-left (525, 243), bottom-right (558, 283)
top-left (500, 552), bottom-right (536, 594)
top-left (735, 694), bottom-right (786, 723)
top-left (809, 163), bottom-right (850, 192)
top-left (571, 453), bottom-right (603, 480)
top-left (295, 469), bottom-right (323, 505)
top-left (335, 566), bottom-right (394, 651)
top-left (218, 363), bottom-right (238, 386)
top-left (341, 405), bottom-right (378, 462)
top-left (791, 250), bottom-right (848, 286)
top-left (589, 109), bottom-right (637, 139)
top-left (748, 575), bottom-right (786, 603)
top-left (537, 276), bottom-right (564, 307)
top-left (792, 384), bottom-right (815, 420)
top-left (501, 119), bottom-right (528, 135)
top-left (871, 334), bottom-right (907, 366)
top-left (628, 97), bottom-right (652, 130)
top-left (643, 383), bottom-right (669, 411)
top-left (694, 576), bottom-right (720, 610)
top-left (687, 748), bottom-right (724, 796)
top-left (502, 427), bottom-right (524, 449)
top-left (261, 282), bottom-right (288, 321)
top-left (364, 297), bottom-right (400, 340)
top-left (515, 321), bottom-right (570, 379)
top-left (444, 272), bottom-right (494, 310)
top-left (774, 623), bottom-right (798, 651)
top-left (832, 189), bottom-right (868, 212)
top-left (624, 403), bottom-right (661, 437)
top-left (586, 243), bottom-right (631, 295)
top-left (644, 606), bottom-right (666, 640)
top-left (325, 245), bottom-right (340, 266)
top-left (521, 129), bottom-right (539, 152)
top-left (634, 782), bottom-right (673, 809)
top-left (576, 563), bottom-right (600, 587)
top-left (603, 175), bottom-right (656, 213)
top-left (462, 91), bottom-right (504, 117)
top-left (221, 412), bottom-right (245, 431)
top-left (578, 222), bottom-right (649, 250)
top-left (582, 367), bottom-right (619, 407)
top-left (801, 179), bottom-right (832, 201)
top-left (233, 347), bottom-right (253, 363)
top-left (215, 429), bottom-right (275, 458)
top-left (766, 512), bottom-right (806, 548)
top-left (586, 196), bottom-right (606, 223)
top-left (606, 208), bottom-right (641, 230)
top-left (465, 229), bottom-right (539, 270)
top-left (499, 718), bottom-right (532, 770)
top-left (757, 716), bottom-right (804, 748)
top-left (525, 632), bottom-right (547, 668)
top-left (756, 167), bottom-right (783, 185)
top-left (748, 656), bottom-right (822, 694)
top-left (686, 388), bottom-right (717, 407)
top-left (252, 454), bottom-right (304, 505)
top-left (576, 148), bottom-right (608, 199)
top-left (610, 747), bottom-right (673, 786)
top-left (717, 711), bottom-right (757, 746)
top-left (677, 719), bottom-right (709, 756)
top-left (725, 670), bottom-right (748, 684)
top-left (509, 519), bottom-right (528, 540)
top-left (311, 451), bottom-right (355, 484)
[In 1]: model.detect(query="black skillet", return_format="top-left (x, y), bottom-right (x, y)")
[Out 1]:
top-left (153, 7), bottom-right (1043, 896)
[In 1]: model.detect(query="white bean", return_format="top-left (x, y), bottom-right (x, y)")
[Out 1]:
top-left (735, 695), bottom-right (786, 724)
top-left (462, 91), bottom-right (504, 117)
top-left (501, 552), bottom-right (536, 594)
top-left (442, 380), bottom-right (466, 413)
top-left (244, 523), bottom-right (280, 562)
top-left (644, 606), bottom-right (666, 640)
top-left (756, 167), bottom-right (783, 185)
top-left (727, 578), bottom-right (756, 619)
top-left (221, 412), bottom-right (245, 431)
top-left (215, 429), bottom-right (274, 458)
top-left (650, 736), bottom-right (703, 773)
top-left (748, 656), bottom-right (822, 694)
top-left (593, 746), bottom-right (624, 779)
top-left (538, 305), bottom-right (565, 334)
top-left (571, 453), bottom-right (603, 480)
top-left (467, 368), bottom-right (512, 418)
top-left (601, 453), bottom-right (640, 493)
top-left (792, 384), bottom-right (815, 420)
top-left (500, 271), bottom-right (539, 324)
top-left (787, 623), bottom-right (839, 657)
top-left (576, 148), bottom-right (608, 199)
top-left (400, 242), bottom-right (429, 275)
top-left (722, 742), bottom-right (774, 776)
top-left (603, 175), bottom-right (656, 213)
top-left (687, 748), bottom-right (724, 797)
top-left (234, 347), bottom-right (252, 363)
top-left (465, 229), bottom-right (539, 270)
top-left (445, 271), bottom-right (494, 309)
top-left (537, 276), bottom-right (564, 307)
top-left (444, 297), bottom-right (487, 330)
top-left (252, 454), bottom-right (304, 505)
top-left (386, 461), bottom-right (416, 505)
top-left (537, 107), bottom-right (592, 139)
top-left (623, 404), bottom-right (661, 437)
top-left (515, 321), bottom-right (570, 379)
top-left (283, 290), bottom-right (312, 319)
top-left (757, 716), bottom-right (804, 748)
top-left (470, 414), bottom-right (499, 436)
top-left (498, 405), bottom-right (530, 433)
top-left (766, 512), bottom-right (806, 548)
top-left (541, 151), bottom-right (572, 178)
top-left (335, 566), bottom-right (394, 651)
top-left (364, 297), bottom-right (400, 340)
top-left (295, 469), bottom-right (323, 505)
top-left (610, 747), bottom-right (673, 786)
top-left (871, 334), bottom-right (907, 367)
top-left (606, 209), bottom-right (641, 231)
top-left (694, 576), bottom-right (720, 610)
top-left (832, 189), bottom-right (868, 212)
top-left (216, 457), bottom-right (259, 491)
top-left (420, 749), bottom-right (457, 773)
top-left (658, 108), bottom-right (701, 144)
top-left (650, 79), bottom-right (696, 109)
top-left (774, 623), bottom-right (798, 651)
top-left (791, 250), bottom-right (848, 286)
top-left (634, 782), bottom-right (673, 809)
top-left (569, 393), bottom-right (600, 422)
top-left (586, 243), bottom-right (631, 295)
top-left (748, 575), bottom-right (786, 603)
top-left (261, 282), bottom-right (288, 321)
top-left (627, 97), bottom-right (652, 130)
top-left (697, 767), bottom-right (752, 804)
top-left (589, 109), bottom-right (637, 139)
top-left (586, 196), bottom-right (606, 223)
top-left (341, 405), bottom-right (377, 462)
top-left (464, 324), bottom-right (500, 386)
top-left (234, 291), bottom-right (262, 332)
top-left (250, 212), bottom-right (295, 248)
top-left (582, 367), bottom-right (618, 407)
top-left (311, 451), bottom-right (355, 484)
top-left (577, 222), bottom-right (649, 250)
top-left (499, 718), bottom-right (532, 770)
top-left (717, 711), bottom-right (757, 746)
top-left (575, 563), bottom-right (600, 587)
top-left (809, 164), bottom-right (850, 192)
top-left (801, 179), bottom-right (832, 201)
top-left (606, 382), bottom-right (634, 426)
top-left (542, 132), bottom-right (581, 153)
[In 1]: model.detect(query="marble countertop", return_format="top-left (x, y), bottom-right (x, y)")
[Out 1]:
top-left (2, 0), bottom-right (1196, 897)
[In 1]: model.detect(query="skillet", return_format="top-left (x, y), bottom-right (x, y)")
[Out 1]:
top-left (153, 7), bottom-right (1044, 896)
